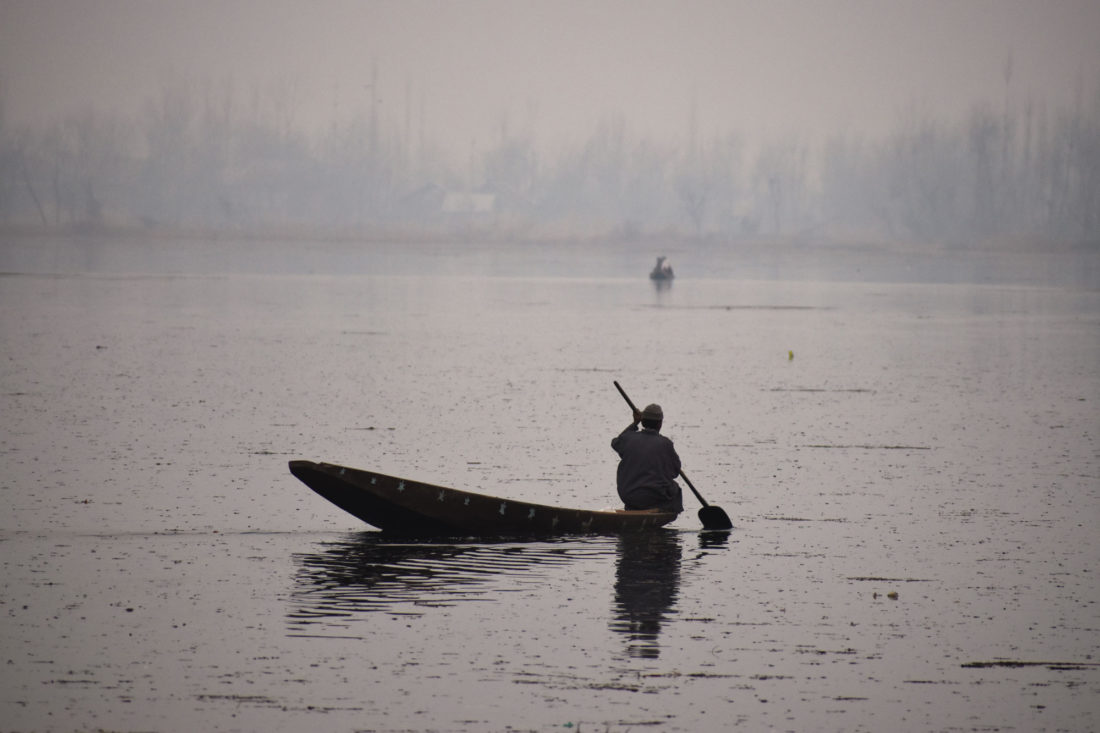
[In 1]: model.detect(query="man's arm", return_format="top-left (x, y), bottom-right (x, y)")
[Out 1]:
top-left (612, 410), bottom-right (643, 451)
top-left (625, 408), bottom-right (642, 433)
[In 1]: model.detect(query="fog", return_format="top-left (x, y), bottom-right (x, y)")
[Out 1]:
top-left (5, 0), bottom-right (1099, 152)
top-left (2, 0), bottom-right (1099, 243)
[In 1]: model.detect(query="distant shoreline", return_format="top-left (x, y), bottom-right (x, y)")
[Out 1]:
top-left (1, 222), bottom-right (1094, 256)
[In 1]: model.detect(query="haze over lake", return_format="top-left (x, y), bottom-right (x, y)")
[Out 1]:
top-left (2, 1), bottom-right (1098, 245)
top-left (5, 1), bottom-right (1099, 154)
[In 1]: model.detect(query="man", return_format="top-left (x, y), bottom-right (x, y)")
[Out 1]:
top-left (611, 403), bottom-right (684, 514)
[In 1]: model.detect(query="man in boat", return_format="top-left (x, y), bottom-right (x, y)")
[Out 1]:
top-left (611, 403), bottom-right (684, 514)
top-left (649, 256), bottom-right (674, 280)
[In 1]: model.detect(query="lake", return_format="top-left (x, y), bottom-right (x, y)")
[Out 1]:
top-left (1, 235), bottom-right (1098, 731)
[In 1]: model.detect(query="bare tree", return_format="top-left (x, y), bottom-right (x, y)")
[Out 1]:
top-left (752, 141), bottom-right (808, 236)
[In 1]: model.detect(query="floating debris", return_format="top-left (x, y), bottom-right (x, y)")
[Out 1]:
top-left (770, 387), bottom-right (875, 394)
top-left (848, 577), bottom-right (935, 582)
top-left (800, 444), bottom-right (931, 450)
top-left (962, 661), bottom-right (1100, 671)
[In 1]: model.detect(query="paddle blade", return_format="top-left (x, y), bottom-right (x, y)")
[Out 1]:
top-left (698, 504), bottom-right (733, 530)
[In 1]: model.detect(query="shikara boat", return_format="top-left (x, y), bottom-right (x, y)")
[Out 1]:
top-left (649, 255), bottom-right (674, 280)
top-left (289, 460), bottom-right (678, 536)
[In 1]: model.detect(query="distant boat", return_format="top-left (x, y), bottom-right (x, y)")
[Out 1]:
top-left (649, 256), bottom-right (674, 280)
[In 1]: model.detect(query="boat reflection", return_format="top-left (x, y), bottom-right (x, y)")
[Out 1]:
top-left (289, 530), bottom-right (718, 656)
top-left (287, 532), bottom-right (600, 629)
top-left (609, 531), bottom-right (683, 659)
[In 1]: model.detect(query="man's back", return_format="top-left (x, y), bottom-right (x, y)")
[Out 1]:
top-left (612, 425), bottom-right (683, 512)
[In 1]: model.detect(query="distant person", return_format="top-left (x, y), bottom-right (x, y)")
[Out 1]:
top-left (611, 403), bottom-right (684, 513)
top-left (649, 256), bottom-right (674, 280)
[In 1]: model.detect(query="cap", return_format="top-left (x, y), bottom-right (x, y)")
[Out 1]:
top-left (641, 403), bottom-right (663, 421)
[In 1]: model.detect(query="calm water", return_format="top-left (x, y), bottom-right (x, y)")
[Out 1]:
top-left (1, 236), bottom-right (1098, 731)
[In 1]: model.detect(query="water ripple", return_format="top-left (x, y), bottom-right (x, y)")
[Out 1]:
top-left (287, 532), bottom-right (617, 625)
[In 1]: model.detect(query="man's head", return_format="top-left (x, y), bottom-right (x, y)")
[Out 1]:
top-left (641, 403), bottom-right (663, 430)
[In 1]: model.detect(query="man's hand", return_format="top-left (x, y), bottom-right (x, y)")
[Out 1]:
top-left (632, 409), bottom-right (643, 425)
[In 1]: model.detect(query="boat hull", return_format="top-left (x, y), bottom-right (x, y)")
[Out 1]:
top-left (290, 460), bottom-right (678, 536)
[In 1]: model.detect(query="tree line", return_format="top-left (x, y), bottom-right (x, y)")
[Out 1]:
top-left (1, 76), bottom-right (1097, 248)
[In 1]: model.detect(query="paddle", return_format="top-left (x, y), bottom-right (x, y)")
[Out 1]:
top-left (613, 381), bottom-right (734, 531)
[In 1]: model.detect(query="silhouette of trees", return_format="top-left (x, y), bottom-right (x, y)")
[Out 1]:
top-left (751, 141), bottom-right (809, 236)
top-left (0, 72), bottom-right (1097, 248)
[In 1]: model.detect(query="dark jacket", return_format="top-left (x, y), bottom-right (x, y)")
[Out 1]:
top-left (611, 426), bottom-right (684, 513)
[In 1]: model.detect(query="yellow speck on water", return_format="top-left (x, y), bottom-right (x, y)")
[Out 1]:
top-left (887, 591), bottom-right (899, 600)
top-left (788, 350), bottom-right (794, 360)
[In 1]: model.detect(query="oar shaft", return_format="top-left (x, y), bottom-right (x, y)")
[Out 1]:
top-left (679, 470), bottom-right (708, 507)
top-left (613, 380), bottom-right (638, 413)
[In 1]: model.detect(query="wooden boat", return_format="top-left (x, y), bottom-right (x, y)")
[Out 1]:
top-left (289, 460), bottom-right (678, 536)
top-left (649, 255), bottom-right (674, 280)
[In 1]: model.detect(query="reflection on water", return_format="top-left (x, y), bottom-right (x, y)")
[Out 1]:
top-left (289, 531), bottom-right (726, 659)
top-left (610, 531), bottom-right (683, 658)
top-left (699, 529), bottom-right (731, 551)
top-left (287, 532), bottom-right (610, 628)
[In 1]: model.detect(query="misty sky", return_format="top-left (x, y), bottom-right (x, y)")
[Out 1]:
top-left (3, 0), bottom-right (1099, 159)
